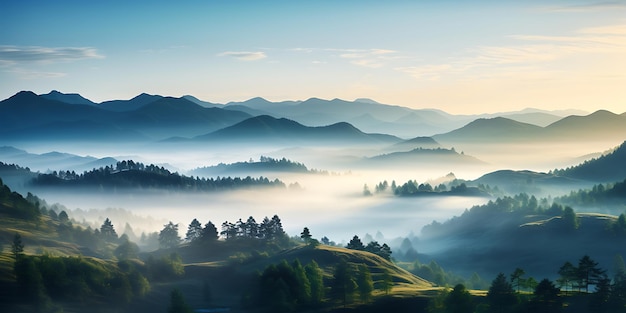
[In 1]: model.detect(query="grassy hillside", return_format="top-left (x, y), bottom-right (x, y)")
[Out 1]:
top-left (0, 177), bottom-right (435, 312)
top-left (419, 193), bottom-right (626, 282)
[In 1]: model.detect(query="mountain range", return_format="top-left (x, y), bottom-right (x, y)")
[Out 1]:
top-left (191, 115), bottom-right (401, 145)
top-left (0, 146), bottom-right (117, 173)
top-left (434, 110), bottom-right (626, 145)
top-left (0, 90), bottom-right (623, 147)
top-left (464, 141), bottom-right (626, 196)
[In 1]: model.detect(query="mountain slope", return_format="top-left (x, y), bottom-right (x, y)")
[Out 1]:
top-left (226, 97), bottom-right (464, 137)
top-left (545, 110), bottom-right (626, 140)
top-left (0, 91), bottom-right (252, 141)
top-left (40, 90), bottom-right (96, 106)
top-left (366, 148), bottom-right (484, 168)
top-left (433, 110), bottom-right (625, 144)
top-left (500, 112), bottom-right (562, 127)
top-left (193, 115), bottom-right (401, 145)
top-left (389, 136), bottom-right (441, 152)
top-left (472, 169), bottom-right (587, 195)
top-left (433, 117), bottom-right (544, 143)
top-left (98, 93), bottom-right (163, 111)
top-left (0, 146), bottom-right (118, 173)
top-left (419, 196), bottom-right (626, 280)
top-left (181, 95), bottom-right (220, 108)
top-left (0, 91), bottom-right (117, 133)
top-left (555, 141), bottom-right (626, 182)
top-left (121, 97), bottom-right (252, 138)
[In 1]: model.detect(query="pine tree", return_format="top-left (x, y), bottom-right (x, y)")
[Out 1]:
top-left (11, 233), bottom-right (24, 261)
top-left (562, 206), bottom-right (579, 230)
top-left (292, 259), bottom-right (312, 304)
top-left (305, 260), bottom-right (325, 305)
top-left (201, 221), bottom-right (218, 242)
top-left (557, 261), bottom-right (577, 293)
top-left (532, 279), bottom-right (561, 313)
top-left (356, 264), bottom-right (374, 303)
top-left (100, 218), bottom-right (118, 241)
top-left (245, 216), bottom-right (258, 238)
top-left (577, 255), bottom-right (606, 293)
top-left (510, 268), bottom-right (525, 292)
top-left (487, 273), bottom-right (517, 312)
top-left (159, 221), bottom-right (181, 249)
top-left (185, 218), bottom-right (203, 242)
top-left (381, 270), bottom-right (393, 295)
top-left (271, 214), bottom-right (287, 241)
top-left (300, 227), bottom-right (312, 244)
top-left (445, 284), bottom-right (474, 313)
top-left (346, 235), bottom-right (365, 250)
top-left (167, 288), bottom-right (192, 313)
top-left (332, 260), bottom-right (357, 306)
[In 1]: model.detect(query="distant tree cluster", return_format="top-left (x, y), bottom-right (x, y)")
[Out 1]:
top-left (367, 178), bottom-right (491, 197)
top-left (247, 258), bottom-right (386, 312)
top-left (421, 193), bottom-right (578, 237)
top-left (13, 254), bottom-right (150, 310)
top-left (554, 179), bottom-right (626, 208)
top-left (144, 252), bottom-right (185, 281)
top-left (249, 259), bottom-right (324, 312)
top-left (345, 235), bottom-right (392, 261)
top-left (185, 218), bottom-right (219, 244)
top-left (219, 214), bottom-right (288, 243)
top-left (428, 254), bottom-right (626, 313)
top-left (0, 161), bottom-right (32, 174)
top-left (556, 255), bottom-right (608, 293)
top-left (193, 156), bottom-right (332, 176)
top-left (31, 160), bottom-right (286, 191)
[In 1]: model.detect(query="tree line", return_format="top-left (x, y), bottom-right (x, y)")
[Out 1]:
top-left (244, 258), bottom-right (393, 312)
top-left (554, 178), bottom-right (626, 208)
top-left (363, 179), bottom-right (491, 197)
top-left (193, 156), bottom-right (311, 175)
top-left (428, 253), bottom-right (626, 313)
top-left (30, 160), bottom-right (286, 191)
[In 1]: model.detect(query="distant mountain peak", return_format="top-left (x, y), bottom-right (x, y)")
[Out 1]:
top-left (13, 90), bottom-right (38, 98)
top-left (354, 98), bottom-right (381, 104)
top-left (248, 96), bottom-right (271, 102)
top-left (132, 93), bottom-right (161, 100)
top-left (589, 109), bottom-right (617, 117)
top-left (40, 90), bottom-right (96, 106)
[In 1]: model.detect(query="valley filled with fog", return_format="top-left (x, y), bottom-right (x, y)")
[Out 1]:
top-left (2, 90), bottom-right (626, 313)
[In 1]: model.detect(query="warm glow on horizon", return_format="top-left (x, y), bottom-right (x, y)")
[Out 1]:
top-left (1, 1), bottom-right (625, 114)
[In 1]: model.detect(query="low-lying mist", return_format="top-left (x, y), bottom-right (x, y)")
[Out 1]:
top-left (30, 171), bottom-right (489, 245)
top-left (9, 138), bottom-right (618, 247)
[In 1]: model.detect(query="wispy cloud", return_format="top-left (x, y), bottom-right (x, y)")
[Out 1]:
top-left (218, 51), bottom-right (267, 61)
top-left (543, 1), bottom-right (626, 12)
top-left (4, 68), bottom-right (67, 79)
top-left (0, 46), bottom-right (103, 64)
top-left (336, 48), bottom-right (398, 68)
top-left (395, 64), bottom-right (453, 81)
top-left (396, 23), bottom-right (626, 81)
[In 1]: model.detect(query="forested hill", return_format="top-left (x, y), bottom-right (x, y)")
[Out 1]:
top-left (419, 191), bottom-right (626, 280)
top-left (30, 160), bottom-right (286, 191)
top-left (0, 177), bottom-right (40, 220)
top-left (553, 141), bottom-right (626, 182)
top-left (190, 156), bottom-right (314, 177)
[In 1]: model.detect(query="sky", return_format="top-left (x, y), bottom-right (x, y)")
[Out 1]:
top-left (1, 0), bottom-right (625, 114)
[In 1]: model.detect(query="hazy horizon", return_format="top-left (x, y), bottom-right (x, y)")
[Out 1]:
top-left (2, 1), bottom-right (626, 114)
